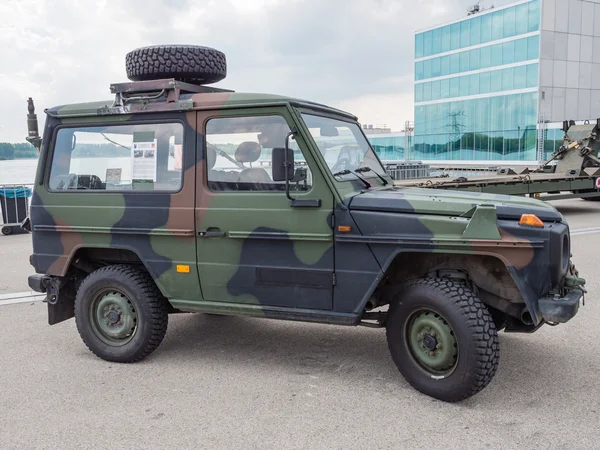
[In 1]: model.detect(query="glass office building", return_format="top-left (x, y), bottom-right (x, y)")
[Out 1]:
top-left (412, 0), bottom-right (541, 161)
top-left (367, 0), bottom-right (600, 163)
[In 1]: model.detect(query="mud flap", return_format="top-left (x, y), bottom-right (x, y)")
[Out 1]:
top-left (48, 297), bottom-right (75, 325)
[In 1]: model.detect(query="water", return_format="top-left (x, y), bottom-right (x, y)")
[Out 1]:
top-left (0, 159), bottom-right (38, 185)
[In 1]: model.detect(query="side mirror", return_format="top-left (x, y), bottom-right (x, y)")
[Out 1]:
top-left (272, 147), bottom-right (294, 181)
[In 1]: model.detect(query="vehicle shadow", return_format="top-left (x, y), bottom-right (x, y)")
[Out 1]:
top-left (154, 313), bottom-right (587, 407)
top-left (157, 312), bottom-right (398, 381)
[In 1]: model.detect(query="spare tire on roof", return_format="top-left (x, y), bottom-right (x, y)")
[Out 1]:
top-left (125, 45), bottom-right (227, 85)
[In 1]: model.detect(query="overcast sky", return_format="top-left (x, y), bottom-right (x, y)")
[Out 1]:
top-left (1, 0), bottom-right (515, 142)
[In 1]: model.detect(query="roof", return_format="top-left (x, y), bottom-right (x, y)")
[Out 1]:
top-left (45, 86), bottom-right (357, 121)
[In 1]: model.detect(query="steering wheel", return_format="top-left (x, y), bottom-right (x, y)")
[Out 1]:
top-left (331, 158), bottom-right (351, 173)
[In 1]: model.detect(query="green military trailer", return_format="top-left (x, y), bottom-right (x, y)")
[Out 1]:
top-left (25, 45), bottom-right (587, 402)
top-left (393, 120), bottom-right (600, 201)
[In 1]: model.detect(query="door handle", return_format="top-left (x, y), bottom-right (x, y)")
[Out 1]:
top-left (198, 228), bottom-right (226, 238)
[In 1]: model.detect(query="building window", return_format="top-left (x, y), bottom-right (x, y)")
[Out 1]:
top-left (527, 35), bottom-right (539, 60)
top-left (460, 20), bottom-right (470, 48)
top-left (423, 82), bottom-right (432, 102)
top-left (470, 48), bottom-right (481, 71)
top-left (502, 41), bottom-right (515, 65)
top-left (502, 67), bottom-right (514, 91)
top-left (450, 77), bottom-right (460, 98)
top-left (415, 83), bottom-right (423, 103)
top-left (526, 63), bottom-right (538, 88)
top-left (481, 13), bottom-right (492, 44)
top-left (423, 30), bottom-right (433, 57)
top-left (460, 76), bottom-right (470, 97)
top-left (480, 45), bottom-right (491, 69)
top-left (528, 0), bottom-right (540, 33)
top-left (423, 59), bottom-right (432, 79)
top-left (415, 61), bottom-right (424, 81)
top-left (515, 3), bottom-right (529, 35)
top-left (514, 38), bottom-right (528, 63)
top-left (514, 65), bottom-right (527, 89)
top-left (470, 16), bottom-right (481, 46)
top-left (441, 25), bottom-right (451, 53)
top-left (491, 43), bottom-right (503, 67)
top-left (415, 33), bottom-right (424, 59)
top-left (459, 51), bottom-right (470, 72)
top-left (431, 57), bottom-right (441, 78)
top-left (469, 74), bottom-right (480, 96)
top-left (491, 10), bottom-right (503, 41)
top-left (432, 27), bottom-right (442, 54)
top-left (450, 23), bottom-right (460, 51)
top-left (441, 78), bottom-right (450, 99)
top-left (490, 70), bottom-right (502, 92)
top-left (450, 53), bottom-right (460, 74)
top-left (480, 71), bottom-right (491, 94)
top-left (441, 55), bottom-right (450, 76)
top-left (503, 6), bottom-right (516, 38)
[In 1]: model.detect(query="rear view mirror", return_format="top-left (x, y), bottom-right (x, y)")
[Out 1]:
top-left (320, 125), bottom-right (339, 137)
top-left (272, 147), bottom-right (294, 181)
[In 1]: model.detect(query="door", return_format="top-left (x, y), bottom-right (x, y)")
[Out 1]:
top-left (195, 108), bottom-right (335, 310)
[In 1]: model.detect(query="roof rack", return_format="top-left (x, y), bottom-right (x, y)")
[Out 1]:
top-left (110, 78), bottom-right (233, 107)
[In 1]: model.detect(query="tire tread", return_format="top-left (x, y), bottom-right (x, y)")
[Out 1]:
top-left (386, 277), bottom-right (499, 402)
top-left (74, 264), bottom-right (168, 363)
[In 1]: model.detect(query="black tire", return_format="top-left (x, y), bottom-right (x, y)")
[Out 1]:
top-left (1, 226), bottom-right (11, 236)
top-left (74, 264), bottom-right (168, 363)
top-left (126, 45), bottom-right (227, 84)
top-left (386, 278), bottom-right (499, 402)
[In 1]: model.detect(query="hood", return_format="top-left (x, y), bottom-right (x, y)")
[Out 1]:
top-left (348, 187), bottom-right (563, 222)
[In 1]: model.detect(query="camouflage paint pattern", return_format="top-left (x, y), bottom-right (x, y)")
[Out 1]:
top-left (29, 89), bottom-right (582, 327)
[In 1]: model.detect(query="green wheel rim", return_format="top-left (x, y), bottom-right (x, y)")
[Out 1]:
top-left (404, 309), bottom-right (458, 377)
top-left (89, 289), bottom-right (138, 346)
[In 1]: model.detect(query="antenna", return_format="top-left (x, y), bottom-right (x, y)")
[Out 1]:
top-left (467, 0), bottom-right (481, 15)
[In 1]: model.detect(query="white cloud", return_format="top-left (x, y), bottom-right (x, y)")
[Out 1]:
top-left (0, 0), bottom-right (517, 142)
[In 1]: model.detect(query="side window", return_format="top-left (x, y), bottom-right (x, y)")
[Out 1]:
top-left (48, 122), bottom-right (183, 192)
top-left (205, 115), bottom-right (313, 192)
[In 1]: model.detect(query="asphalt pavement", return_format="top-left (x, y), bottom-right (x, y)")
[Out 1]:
top-left (1, 199), bottom-right (599, 449)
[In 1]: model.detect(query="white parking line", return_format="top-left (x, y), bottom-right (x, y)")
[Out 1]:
top-left (570, 227), bottom-right (600, 236)
top-left (0, 291), bottom-right (46, 306)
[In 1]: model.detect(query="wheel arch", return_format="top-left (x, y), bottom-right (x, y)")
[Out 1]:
top-left (63, 246), bottom-right (170, 299)
top-left (374, 250), bottom-right (527, 320)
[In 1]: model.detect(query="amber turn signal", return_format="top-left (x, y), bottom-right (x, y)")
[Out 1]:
top-left (337, 225), bottom-right (352, 233)
top-left (519, 214), bottom-right (544, 227)
top-left (176, 265), bottom-right (191, 273)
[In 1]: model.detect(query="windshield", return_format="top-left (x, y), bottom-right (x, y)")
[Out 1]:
top-left (300, 113), bottom-right (388, 184)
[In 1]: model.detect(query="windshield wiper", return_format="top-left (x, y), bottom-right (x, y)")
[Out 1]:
top-left (332, 169), bottom-right (371, 189)
top-left (355, 166), bottom-right (388, 186)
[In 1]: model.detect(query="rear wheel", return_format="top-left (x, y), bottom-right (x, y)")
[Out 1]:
top-left (386, 278), bottom-right (499, 402)
top-left (74, 265), bottom-right (168, 363)
top-left (1, 226), bottom-right (11, 236)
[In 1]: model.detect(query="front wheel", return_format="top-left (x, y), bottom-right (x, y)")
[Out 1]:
top-left (386, 278), bottom-right (499, 402)
top-left (74, 265), bottom-right (169, 363)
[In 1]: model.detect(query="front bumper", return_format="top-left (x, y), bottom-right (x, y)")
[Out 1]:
top-left (538, 288), bottom-right (584, 323)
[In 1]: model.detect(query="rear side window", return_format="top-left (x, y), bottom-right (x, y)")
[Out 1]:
top-left (48, 122), bottom-right (184, 192)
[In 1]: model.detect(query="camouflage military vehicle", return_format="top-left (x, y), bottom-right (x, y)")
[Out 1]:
top-left (25, 45), bottom-right (586, 402)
